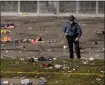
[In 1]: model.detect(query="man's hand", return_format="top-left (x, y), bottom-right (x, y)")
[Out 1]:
top-left (75, 37), bottom-right (79, 41)
top-left (65, 33), bottom-right (68, 35)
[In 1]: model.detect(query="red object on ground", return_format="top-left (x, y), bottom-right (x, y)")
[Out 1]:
top-left (42, 63), bottom-right (51, 68)
top-left (43, 64), bottom-right (49, 67)
top-left (31, 39), bottom-right (36, 44)
top-left (7, 26), bottom-right (14, 29)
top-left (1, 36), bottom-right (12, 42)
top-left (7, 37), bottom-right (12, 41)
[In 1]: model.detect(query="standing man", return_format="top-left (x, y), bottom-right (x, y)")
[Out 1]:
top-left (63, 15), bottom-right (82, 59)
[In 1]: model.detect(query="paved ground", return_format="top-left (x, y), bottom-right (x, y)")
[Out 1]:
top-left (1, 16), bottom-right (104, 85)
top-left (1, 16), bottom-right (104, 60)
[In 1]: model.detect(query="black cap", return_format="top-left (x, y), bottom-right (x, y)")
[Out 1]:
top-left (69, 15), bottom-right (76, 21)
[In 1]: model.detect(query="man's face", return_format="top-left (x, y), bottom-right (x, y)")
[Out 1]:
top-left (69, 20), bottom-right (74, 23)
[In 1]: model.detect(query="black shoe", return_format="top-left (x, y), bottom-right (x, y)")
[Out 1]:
top-left (77, 57), bottom-right (81, 59)
top-left (70, 57), bottom-right (74, 59)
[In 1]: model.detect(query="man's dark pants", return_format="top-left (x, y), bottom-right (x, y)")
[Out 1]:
top-left (66, 35), bottom-right (81, 59)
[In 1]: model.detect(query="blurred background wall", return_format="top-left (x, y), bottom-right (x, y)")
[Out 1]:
top-left (1, 1), bottom-right (104, 17)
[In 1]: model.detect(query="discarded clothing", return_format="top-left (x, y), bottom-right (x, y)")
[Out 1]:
top-left (0, 24), bottom-right (15, 29)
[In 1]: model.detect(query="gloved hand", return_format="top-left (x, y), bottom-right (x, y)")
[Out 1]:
top-left (65, 33), bottom-right (68, 35)
top-left (75, 37), bottom-right (79, 41)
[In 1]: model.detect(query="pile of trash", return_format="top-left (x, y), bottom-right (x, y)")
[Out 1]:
top-left (1, 77), bottom-right (48, 85)
top-left (95, 30), bottom-right (105, 37)
top-left (27, 56), bottom-right (70, 70)
top-left (1, 36), bottom-right (43, 44)
top-left (21, 79), bottom-right (33, 85)
top-left (95, 30), bottom-right (105, 35)
top-left (30, 36), bottom-right (43, 44)
top-left (1, 23), bottom-right (14, 43)
top-left (1, 30), bottom-right (11, 34)
top-left (1, 36), bottom-right (12, 42)
top-left (28, 56), bottom-right (55, 63)
top-left (0, 23), bottom-right (15, 29)
top-left (38, 77), bottom-right (47, 85)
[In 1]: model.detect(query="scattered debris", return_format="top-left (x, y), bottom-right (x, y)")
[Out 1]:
top-left (53, 57), bottom-right (57, 60)
top-left (54, 64), bottom-right (62, 69)
top-left (14, 76), bottom-right (20, 79)
top-left (28, 56), bottom-right (54, 63)
top-left (95, 55), bottom-right (100, 57)
top-left (102, 48), bottom-right (105, 50)
top-left (20, 58), bottom-right (24, 61)
top-left (38, 57), bottom-right (47, 61)
top-left (92, 81), bottom-right (95, 84)
top-left (73, 68), bottom-right (76, 71)
top-left (42, 63), bottom-right (52, 68)
top-left (1, 30), bottom-right (11, 34)
top-left (28, 58), bottom-right (34, 63)
top-left (0, 23), bottom-right (15, 29)
top-left (6, 50), bottom-right (9, 53)
top-left (19, 51), bottom-right (22, 53)
top-left (15, 61), bottom-right (20, 65)
top-left (34, 57), bottom-right (38, 62)
top-left (38, 56), bottom-right (53, 61)
top-left (21, 76), bottom-right (27, 79)
top-left (3, 81), bottom-right (10, 85)
top-left (62, 64), bottom-right (69, 70)
top-left (31, 39), bottom-right (36, 44)
top-left (38, 77), bottom-right (47, 85)
top-left (95, 30), bottom-right (105, 35)
top-left (28, 27), bottom-right (32, 30)
top-left (47, 49), bottom-right (53, 52)
top-left (30, 20), bottom-right (35, 22)
top-left (63, 45), bottom-right (68, 49)
top-left (55, 80), bottom-right (59, 83)
top-left (94, 41), bottom-right (98, 44)
top-left (1, 36), bottom-right (12, 42)
top-left (31, 36), bottom-right (43, 44)
top-left (7, 25), bottom-right (15, 29)
top-left (102, 31), bottom-right (105, 34)
top-left (96, 78), bottom-right (101, 82)
top-left (1, 36), bottom-right (43, 44)
top-left (82, 60), bottom-right (88, 64)
top-left (68, 71), bottom-right (72, 73)
top-left (80, 50), bottom-right (84, 53)
top-left (100, 71), bottom-right (104, 73)
top-left (23, 39), bottom-right (28, 42)
top-left (89, 57), bottom-right (94, 61)
top-left (21, 79), bottom-right (32, 85)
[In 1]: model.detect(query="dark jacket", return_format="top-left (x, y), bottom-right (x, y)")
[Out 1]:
top-left (63, 21), bottom-right (82, 39)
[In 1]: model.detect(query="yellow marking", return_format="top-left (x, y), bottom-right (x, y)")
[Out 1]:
top-left (1, 71), bottom-right (104, 77)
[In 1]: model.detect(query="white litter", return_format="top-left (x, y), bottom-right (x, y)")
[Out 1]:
top-left (73, 69), bottom-right (76, 71)
top-left (39, 77), bottom-right (47, 85)
top-left (63, 45), bottom-right (68, 49)
top-left (21, 79), bottom-right (30, 85)
top-left (20, 58), bottom-right (24, 61)
top-left (89, 57), bottom-right (94, 61)
top-left (96, 78), bottom-right (101, 81)
top-left (19, 51), bottom-right (21, 53)
top-left (28, 27), bottom-right (32, 29)
top-left (53, 58), bottom-right (57, 60)
top-left (6, 50), bottom-right (9, 53)
top-left (54, 64), bottom-right (62, 69)
top-left (3, 81), bottom-right (9, 84)
top-left (34, 57), bottom-right (38, 61)
top-left (82, 61), bottom-right (88, 64)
